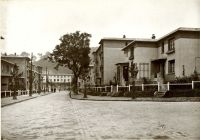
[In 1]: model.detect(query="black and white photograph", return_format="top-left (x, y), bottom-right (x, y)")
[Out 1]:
top-left (1, 0), bottom-right (200, 139)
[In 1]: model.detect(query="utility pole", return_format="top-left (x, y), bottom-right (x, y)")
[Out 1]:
top-left (29, 53), bottom-right (33, 96)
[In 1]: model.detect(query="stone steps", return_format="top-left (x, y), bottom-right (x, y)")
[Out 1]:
top-left (154, 91), bottom-right (167, 97)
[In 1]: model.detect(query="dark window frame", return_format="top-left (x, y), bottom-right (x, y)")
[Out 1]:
top-left (168, 60), bottom-right (175, 74)
top-left (168, 38), bottom-right (175, 51)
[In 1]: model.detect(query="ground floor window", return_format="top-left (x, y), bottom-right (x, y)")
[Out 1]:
top-left (168, 60), bottom-right (175, 74)
top-left (139, 63), bottom-right (149, 78)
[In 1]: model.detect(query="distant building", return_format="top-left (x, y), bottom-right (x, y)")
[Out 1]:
top-left (121, 27), bottom-right (200, 84)
top-left (42, 74), bottom-right (73, 91)
top-left (93, 37), bottom-right (134, 86)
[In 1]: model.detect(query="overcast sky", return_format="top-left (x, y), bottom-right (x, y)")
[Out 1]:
top-left (0, 0), bottom-right (200, 56)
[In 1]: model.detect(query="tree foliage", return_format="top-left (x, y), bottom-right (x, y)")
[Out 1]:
top-left (49, 31), bottom-right (91, 94)
top-left (10, 64), bottom-right (23, 99)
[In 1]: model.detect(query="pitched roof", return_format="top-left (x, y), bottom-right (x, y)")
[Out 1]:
top-left (99, 37), bottom-right (135, 44)
top-left (122, 38), bottom-right (157, 50)
top-left (122, 27), bottom-right (200, 51)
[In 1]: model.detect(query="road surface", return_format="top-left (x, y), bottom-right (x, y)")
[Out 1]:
top-left (2, 91), bottom-right (200, 139)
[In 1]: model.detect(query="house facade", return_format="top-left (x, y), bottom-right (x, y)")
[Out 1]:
top-left (122, 27), bottom-right (200, 84)
top-left (1, 56), bottom-right (31, 90)
top-left (1, 59), bottom-right (15, 91)
top-left (94, 37), bottom-right (133, 86)
top-left (42, 74), bottom-right (73, 91)
top-left (1, 55), bottom-right (43, 91)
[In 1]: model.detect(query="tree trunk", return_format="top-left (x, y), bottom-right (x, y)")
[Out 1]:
top-left (13, 88), bottom-right (17, 100)
top-left (29, 82), bottom-right (32, 96)
top-left (83, 81), bottom-right (87, 98)
top-left (73, 76), bottom-right (78, 95)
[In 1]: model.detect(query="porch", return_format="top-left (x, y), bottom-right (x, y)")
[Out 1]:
top-left (151, 58), bottom-right (166, 83)
top-left (116, 62), bottom-right (129, 86)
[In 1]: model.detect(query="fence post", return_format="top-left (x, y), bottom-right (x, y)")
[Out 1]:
top-left (158, 82), bottom-right (160, 92)
top-left (192, 81), bottom-right (194, 89)
top-left (167, 82), bottom-right (170, 91)
top-left (142, 84), bottom-right (144, 91)
top-left (117, 85), bottom-right (118, 92)
top-left (128, 84), bottom-right (131, 92)
top-left (111, 85), bottom-right (113, 93)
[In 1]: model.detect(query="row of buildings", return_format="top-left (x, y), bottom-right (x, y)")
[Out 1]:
top-left (89, 27), bottom-right (200, 86)
top-left (1, 54), bottom-right (73, 92)
top-left (1, 55), bottom-right (43, 91)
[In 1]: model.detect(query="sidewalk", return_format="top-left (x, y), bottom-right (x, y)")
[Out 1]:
top-left (70, 92), bottom-right (200, 102)
top-left (1, 92), bottom-right (52, 107)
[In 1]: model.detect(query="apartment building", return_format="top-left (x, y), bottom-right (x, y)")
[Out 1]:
top-left (1, 56), bottom-right (31, 90)
top-left (42, 74), bottom-right (73, 91)
top-left (121, 27), bottom-right (200, 84)
top-left (94, 37), bottom-right (134, 86)
top-left (1, 55), bottom-right (43, 91)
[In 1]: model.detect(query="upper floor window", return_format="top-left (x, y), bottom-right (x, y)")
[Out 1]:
top-left (161, 42), bottom-right (164, 54)
top-left (168, 60), bottom-right (175, 74)
top-left (168, 38), bottom-right (175, 51)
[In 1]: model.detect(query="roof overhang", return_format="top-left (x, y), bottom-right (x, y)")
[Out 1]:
top-left (151, 58), bottom-right (167, 62)
top-left (115, 62), bottom-right (129, 65)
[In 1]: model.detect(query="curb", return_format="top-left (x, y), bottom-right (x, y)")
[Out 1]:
top-left (69, 94), bottom-right (200, 102)
top-left (1, 93), bottom-right (52, 108)
top-left (70, 96), bottom-right (133, 101)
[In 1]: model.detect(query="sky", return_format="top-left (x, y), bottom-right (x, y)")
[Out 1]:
top-left (0, 0), bottom-right (200, 56)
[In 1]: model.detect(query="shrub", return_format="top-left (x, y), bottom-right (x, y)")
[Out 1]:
top-left (134, 91), bottom-right (154, 97)
top-left (123, 91), bottom-right (133, 97)
top-left (99, 92), bottom-right (107, 96)
top-left (111, 91), bottom-right (124, 97)
top-left (163, 89), bottom-right (200, 97)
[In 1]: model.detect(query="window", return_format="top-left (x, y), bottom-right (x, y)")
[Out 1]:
top-left (168, 60), bottom-right (175, 74)
top-left (54, 79), bottom-right (56, 82)
top-left (139, 63), bottom-right (149, 78)
top-left (161, 42), bottom-right (164, 54)
top-left (57, 79), bottom-right (59, 82)
top-left (168, 38), bottom-right (175, 51)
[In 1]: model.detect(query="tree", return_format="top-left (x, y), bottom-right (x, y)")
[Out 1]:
top-left (20, 52), bottom-right (30, 57)
top-left (10, 64), bottom-right (23, 100)
top-left (129, 62), bottom-right (138, 98)
top-left (49, 31), bottom-right (91, 94)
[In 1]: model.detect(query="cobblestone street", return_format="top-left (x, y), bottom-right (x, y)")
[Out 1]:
top-left (2, 91), bottom-right (200, 139)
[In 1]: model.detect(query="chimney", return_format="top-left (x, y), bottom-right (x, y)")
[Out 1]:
top-left (123, 35), bottom-right (126, 38)
top-left (152, 34), bottom-right (156, 39)
top-left (14, 53), bottom-right (16, 56)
